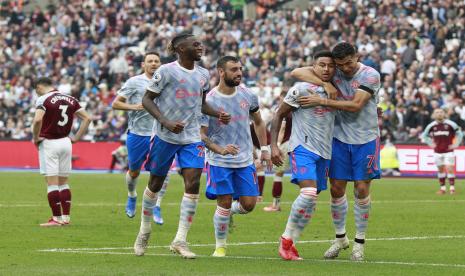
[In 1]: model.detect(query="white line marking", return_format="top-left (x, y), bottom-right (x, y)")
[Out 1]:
top-left (37, 250), bottom-right (465, 269)
top-left (38, 235), bottom-right (465, 252)
top-left (3, 199), bottom-right (465, 208)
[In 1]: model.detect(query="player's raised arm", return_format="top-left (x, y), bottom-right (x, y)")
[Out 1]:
top-left (71, 108), bottom-right (91, 143)
top-left (270, 102), bottom-right (293, 167)
top-left (291, 66), bottom-right (337, 99)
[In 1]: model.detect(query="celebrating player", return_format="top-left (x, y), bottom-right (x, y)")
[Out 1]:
top-left (133, 33), bottom-right (230, 258)
top-left (271, 51), bottom-right (335, 260)
top-left (111, 51), bottom-right (169, 224)
top-left (292, 42), bottom-right (381, 261)
top-left (421, 108), bottom-right (463, 195)
top-left (201, 56), bottom-right (271, 257)
top-left (32, 77), bottom-right (91, 226)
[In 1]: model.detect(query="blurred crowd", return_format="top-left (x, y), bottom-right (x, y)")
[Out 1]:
top-left (0, 0), bottom-right (464, 145)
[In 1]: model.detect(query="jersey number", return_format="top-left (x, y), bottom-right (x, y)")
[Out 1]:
top-left (58, 105), bottom-right (69, 126)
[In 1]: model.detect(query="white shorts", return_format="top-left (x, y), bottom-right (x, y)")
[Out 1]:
top-left (39, 137), bottom-right (72, 176)
top-left (434, 152), bottom-right (455, 166)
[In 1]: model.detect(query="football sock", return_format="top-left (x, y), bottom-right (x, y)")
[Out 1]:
top-left (282, 187), bottom-right (317, 240)
top-left (126, 172), bottom-right (138, 198)
top-left (331, 194), bottom-right (348, 235)
top-left (292, 187), bottom-right (318, 242)
top-left (448, 174), bottom-right (455, 189)
top-left (438, 172), bottom-right (446, 188)
top-left (257, 171), bottom-right (265, 196)
top-left (272, 176), bottom-right (283, 206)
top-left (140, 187), bottom-right (157, 234)
top-left (214, 206), bottom-right (231, 248)
top-left (58, 184), bottom-right (71, 220)
top-left (354, 196), bottom-right (371, 240)
top-left (47, 185), bottom-right (62, 219)
top-left (231, 201), bottom-right (248, 214)
top-left (174, 193), bottom-right (199, 242)
top-left (156, 175), bottom-right (169, 208)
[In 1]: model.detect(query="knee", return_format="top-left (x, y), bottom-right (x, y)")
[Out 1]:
top-left (330, 185), bottom-right (345, 198)
top-left (240, 200), bottom-right (256, 212)
top-left (129, 170), bottom-right (140, 178)
top-left (355, 185), bottom-right (370, 198)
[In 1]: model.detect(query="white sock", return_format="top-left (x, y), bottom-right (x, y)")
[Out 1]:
top-left (140, 187), bottom-right (157, 234)
top-left (126, 172), bottom-right (138, 198)
top-left (231, 201), bottom-right (248, 215)
top-left (282, 187), bottom-right (317, 240)
top-left (174, 193), bottom-right (199, 242)
top-left (213, 206), bottom-right (230, 248)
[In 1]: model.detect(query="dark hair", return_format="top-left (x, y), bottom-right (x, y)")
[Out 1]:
top-left (313, 50), bottom-right (333, 61)
top-left (34, 77), bottom-right (53, 88)
top-left (143, 51), bottom-right (160, 61)
top-left (332, 42), bottom-right (357, 59)
top-left (216, 56), bottom-right (240, 70)
top-left (167, 32), bottom-right (194, 54)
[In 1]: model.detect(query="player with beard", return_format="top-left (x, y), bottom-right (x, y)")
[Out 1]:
top-left (201, 56), bottom-right (272, 257)
top-left (133, 33), bottom-right (231, 258)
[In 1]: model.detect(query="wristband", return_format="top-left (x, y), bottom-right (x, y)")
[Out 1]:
top-left (260, 145), bottom-right (269, 151)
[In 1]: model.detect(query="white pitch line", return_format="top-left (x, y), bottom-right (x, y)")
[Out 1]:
top-left (3, 199), bottom-right (465, 208)
top-left (37, 250), bottom-right (465, 269)
top-left (38, 235), bottom-right (465, 252)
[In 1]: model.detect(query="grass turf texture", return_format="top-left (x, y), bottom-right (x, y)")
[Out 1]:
top-left (0, 172), bottom-right (464, 275)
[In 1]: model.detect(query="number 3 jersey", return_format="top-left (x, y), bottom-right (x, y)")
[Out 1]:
top-left (35, 91), bottom-right (82, 139)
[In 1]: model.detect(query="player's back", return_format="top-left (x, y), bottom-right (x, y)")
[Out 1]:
top-left (36, 91), bottom-right (82, 139)
top-left (332, 63), bottom-right (380, 144)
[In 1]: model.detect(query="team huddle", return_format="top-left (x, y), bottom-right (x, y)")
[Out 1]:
top-left (31, 33), bottom-right (462, 262)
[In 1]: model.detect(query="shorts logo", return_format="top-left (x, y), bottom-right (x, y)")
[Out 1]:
top-left (197, 145), bottom-right (205, 157)
top-left (299, 167), bottom-right (307, 174)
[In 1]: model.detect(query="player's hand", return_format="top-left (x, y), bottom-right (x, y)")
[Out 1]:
top-left (220, 144), bottom-right (240, 155)
top-left (297, 95), bottom-right (322, 107)
top-left (271, 145), bottom-right (283, 167)
top-left (32, 137), bottom-right (44, 148)
top-left (260, 148), bottom-right (273, 171)
top-left (164, 121), bottom-right (185, 134)
top-left (218, 111), bottom-right (231, 124)
top-left (448, 144), bottom-right (458, 150)
top-left (323, 82), bottom-right (338, 100)
top-left (70, 137), bottom-right (77, 144)
top-left (133, 103), bottom-right (144, 111)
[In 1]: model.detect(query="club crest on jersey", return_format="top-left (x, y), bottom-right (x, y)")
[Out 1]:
top-left (351, 80), bottom-right (360, 89)
top-left (240, 100), bottom-right (249, 109)
top-left (200, 78), bottom-right (206, 86)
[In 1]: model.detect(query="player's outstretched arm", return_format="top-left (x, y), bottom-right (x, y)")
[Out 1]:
top-left (72, 109), bottom-right (91, 143)
top-left (31, 109), bottom-right (45, 146)
top-left (252, 110), bottom-right (272, 171)
top-left (111, 95), bottom-right (143, 111)
top-left (200, 126), bottom-right (238, 155)
top-left (299, 89), bottom-right (371, 112)
top-left (270, 103), bottom-right (292, 167)
top-left (290, 66), bottom-right (337, 99)
top-left (142, 90), bottom-right (184, 133)
top-left (201, 92), bottom-right (231, 124)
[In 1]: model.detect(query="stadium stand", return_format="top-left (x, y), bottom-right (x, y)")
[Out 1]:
top-left (0, 0), bottom-right (464, 144)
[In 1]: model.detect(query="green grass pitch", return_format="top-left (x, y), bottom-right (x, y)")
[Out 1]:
top-left (1, 172), bottom-right (464, 275)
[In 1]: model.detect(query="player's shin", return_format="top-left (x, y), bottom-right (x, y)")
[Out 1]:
top-left (213, 206), bottom-right (231, 249)
top-left (331, 194), bottom-right (348, 237)
top-left (173, 193), bottom-right (199, 242)
top-left (140, 187), bottom-right (158, 234)
top-left (292, 191), bottom-right (317, 243)
top-left (47, 185), bottom-right (62, 222)
top-left (156, 175), bottom-right (169, 207)
top-left (354, 196), bottom-right (371, 243)
top-left (59, 184), bottom-right (71, 223)
top-left (126, 171), bottom-right (139, 198)
top-left (282, 187), bottom-right (317, 240)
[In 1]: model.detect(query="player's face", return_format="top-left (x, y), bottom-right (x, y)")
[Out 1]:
top-left (221, 61), bottom-right (242, 87)
top-left (313, 57), bottom-right (335, 82)
top-left (334, 54), bottom-right (359, 77)
top-left (35, 84), bottom-right (46, 96)
top-left (143, 54), bottom-right (161, 76)
top-left (433, 109), bottom-right (445, 121)
top-left (182, 37), bottom-right (204, 61)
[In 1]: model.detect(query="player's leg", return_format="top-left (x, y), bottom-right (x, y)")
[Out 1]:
top-left (349, 138), bottom-right (380, 261)
top-left (324, 138), bottom-right (351, 259)
top-left (125, 133), bottom-right (151, 218)
top-left (264, 171), bottom-right (284, 212)
top-left (169, 142), bottom-right (205, 259)
top-left (445, 152), bottom-right (456, 194)
top-left (154, 168), bottom-right (171, 225)
top-left (134, 136), bottom-right (177, 256)
top-left (254, 150), bottom-right (265, 202)
top-left (279, 146), bottom-right (319, 260)
top-left (57, 137), bottom-right (72, 225)
top-left (434, 153), bottom-right (447, 194)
